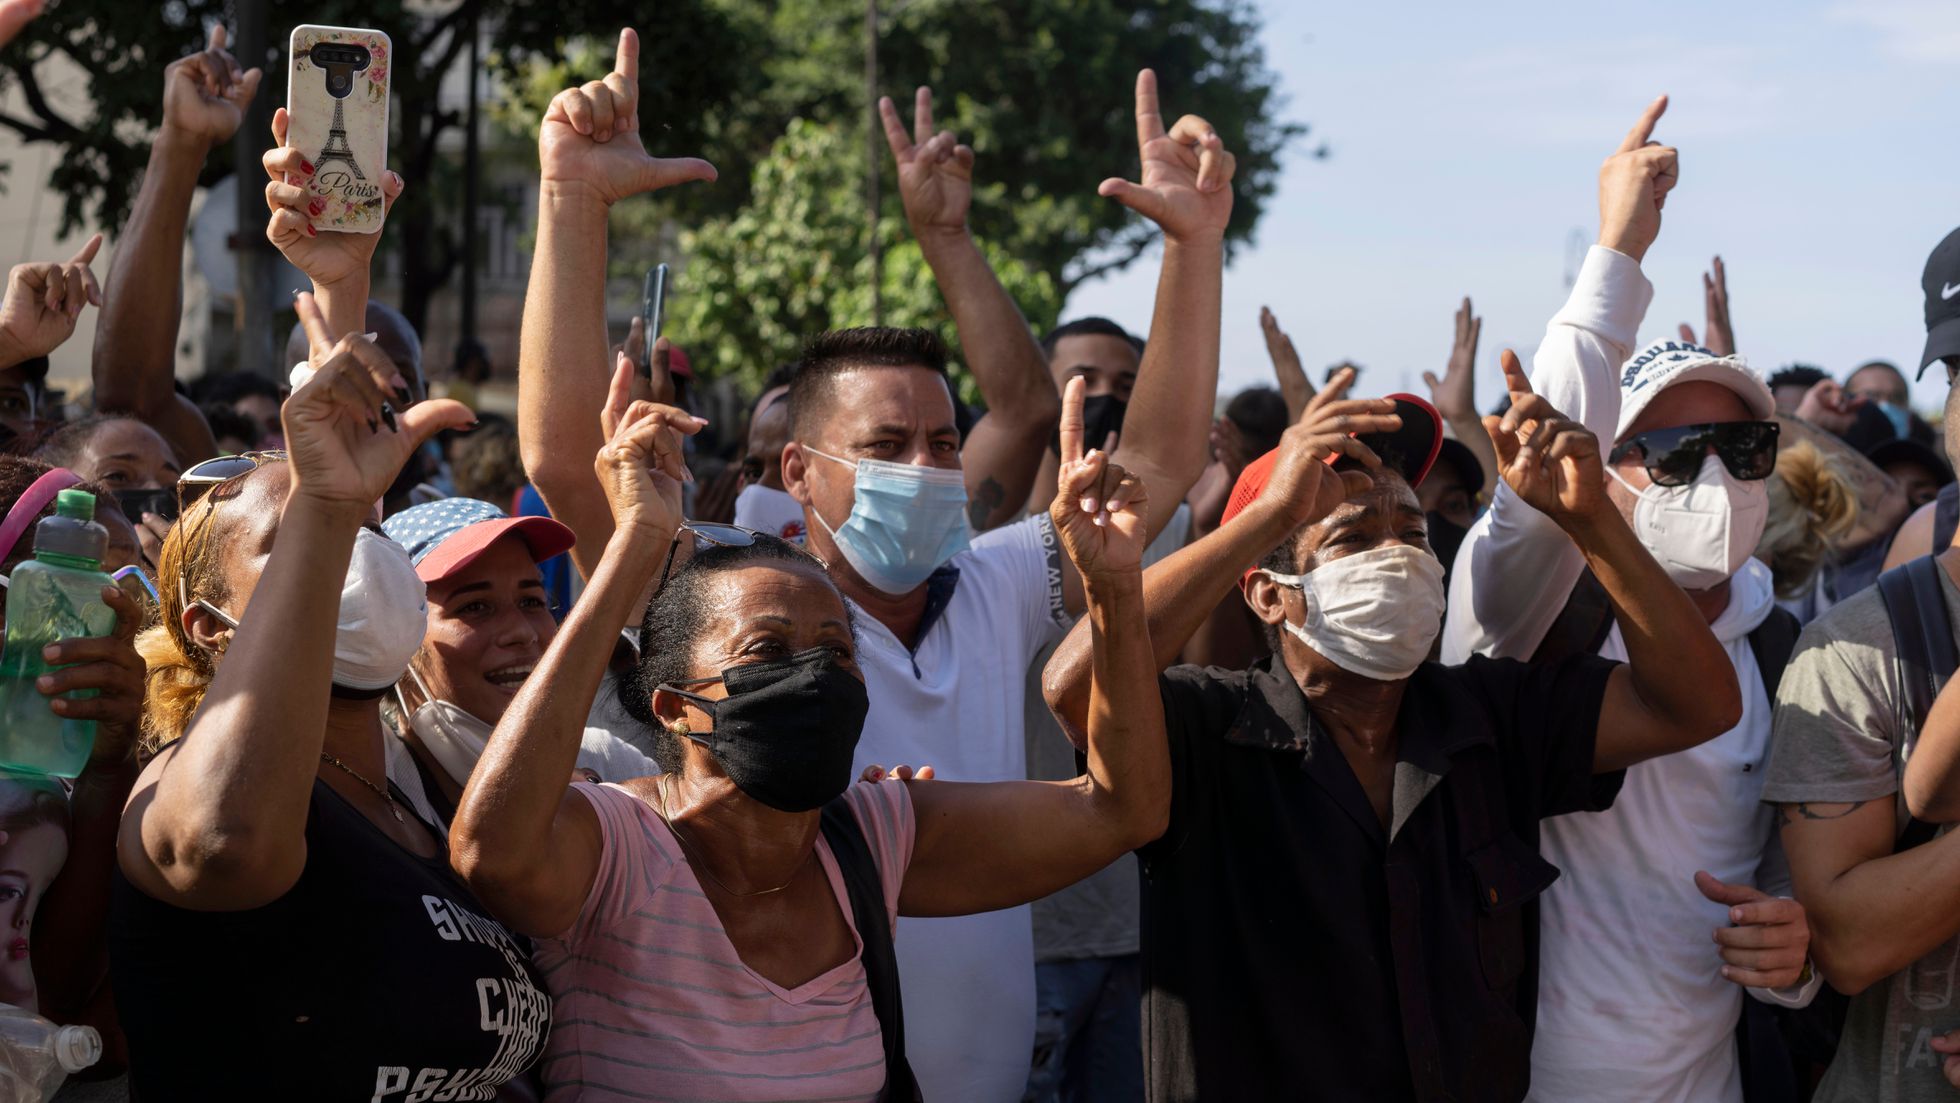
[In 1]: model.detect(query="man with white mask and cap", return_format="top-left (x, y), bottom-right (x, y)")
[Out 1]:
top-left (1041, 352), bottom-right (1742, 1102)
top-left (1443, 96), bottom-right (1821, 1102)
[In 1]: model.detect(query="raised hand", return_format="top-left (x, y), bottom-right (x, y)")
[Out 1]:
top-left (162, 23), bottom-right (262, 151)
top-left (880, 87), bottom-right (973, 241)
top-left (263, 108), bottom-right (403, 287)
top-left (283, 291), bottom-right (471, 516)
top-left (0, 234), bottom-right (103, 364)
top-left (1482, 349), bottom-right (1607, 526)
top-left (0, 0), bottom-right (42, 50)
top-left (1259, 306), bottom-right (1313, 421)
top-left (1794, 377), bottom-right (1863, 436)
top-left (1693, 870), bottom-right (1810, 988)
top-left (1258, 368), bottom-right (1401, 530)
top-left (1677, 255), bottom-right (1734, 356)
top-left (1051, 377), bottom-right (1149, 582)
top-left (1098, 70), bottom-right (1236, 245)
top-left (1424, 296), bottom-right (1482, 424)
top-left (537, 28), bottom-right (717, 207)
top-left (596, 352), bottom-right (701, 537)
top-left (1597, 96), bottom-right (1678, 263)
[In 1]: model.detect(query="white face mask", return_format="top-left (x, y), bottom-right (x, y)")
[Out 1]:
top-left (397, 664), bottom-right (493, 787)
top-left (334, 528), bottom-right (430, 691)
top-left (1608, 454), bottom-right (1768, 591)
top-left (1263, 543), bottom-right (1447, 682)
top-left (732, 483), bottom-right (807, 541)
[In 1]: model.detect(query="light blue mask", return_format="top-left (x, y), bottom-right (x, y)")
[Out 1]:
top-left (1879, 401), bottom-right (1912, 440)
top-left (804, 446), bottom-right (972, 595)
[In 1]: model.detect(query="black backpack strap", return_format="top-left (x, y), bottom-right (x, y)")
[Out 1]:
top-left (1936, 482), bottom-right (1959, 556)
top-left (819, 797), bottom-right (922, 1102)
top-left (1746, 607), bottom-right (1802, 700)
top-left (1876, 558), bottom-right (1955, 850)
top-left (1530, 568), bottom-right (1617, 666)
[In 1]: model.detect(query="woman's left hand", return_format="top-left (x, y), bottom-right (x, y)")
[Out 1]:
top-left (1049, 376), bottom-right (1148, 584)
top-left (37, 584), bottom-right (145, 767)
top-left (596, 352), bottom-right (704, 537)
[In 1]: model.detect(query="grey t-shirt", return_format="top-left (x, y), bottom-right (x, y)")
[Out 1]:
top-left (1761, 565), bottom-right (1960, 1103)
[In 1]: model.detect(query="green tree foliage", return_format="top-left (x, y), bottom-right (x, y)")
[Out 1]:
top-left (675, 117), bottom-right (1059, 401)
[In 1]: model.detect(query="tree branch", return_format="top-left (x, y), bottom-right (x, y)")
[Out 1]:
top-left (6, 60), bottom-right (81, 140)
top-left (0, 111), bottom-right (56, 142)
top-left (1058, 232), bottom-right (1155, 300)
top-left (412, 0), bottom-right (477, 57)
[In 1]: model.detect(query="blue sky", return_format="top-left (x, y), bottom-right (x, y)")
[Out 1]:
top-left (1066, 0), bottom-right (1960, 418)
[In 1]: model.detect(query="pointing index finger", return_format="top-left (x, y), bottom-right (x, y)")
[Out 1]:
top-left (1617, 94), bottom-right (1668, 153)
top-left (614, 27), bottom-right (639, 82)
top-left (70, 232), bottom-right (102, 267)
top-left (209, 21), bottom-right (227, 52)
top-left (1499, 349), bottom-right (1534, 397)
top-left (1134, 69), bottom-right (1165, 148)
top-left (1059, 376), bottom-right (1086, 466)
top-left (294, 291), bottom-right (337, 361)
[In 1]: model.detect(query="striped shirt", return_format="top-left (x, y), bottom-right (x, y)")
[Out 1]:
top-left (535, 781), bottom-right (915, 1102)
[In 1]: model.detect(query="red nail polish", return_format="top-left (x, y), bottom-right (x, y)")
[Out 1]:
top-left (308, 199), bottom-right (325, 215)
top-left (300, 158), bottom-right (315, 175)
top-left (305, 224), bottom-right (317, 237)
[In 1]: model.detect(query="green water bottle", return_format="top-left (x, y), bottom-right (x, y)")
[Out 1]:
top-left (0, 490), bottom-right (115, 777)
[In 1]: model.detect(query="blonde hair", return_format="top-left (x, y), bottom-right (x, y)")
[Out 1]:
top-left (1757, 441), bottom-right (1860, 600)
top-left (133, 477), bottom-right (250, 751)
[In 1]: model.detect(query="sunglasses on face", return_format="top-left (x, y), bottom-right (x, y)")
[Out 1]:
top-left (177, 451), bottom-right (287, 513)
top-left (653, 521), bottom-right (827, 594)
top-left (1607, 421), bottom-right (1779, 487)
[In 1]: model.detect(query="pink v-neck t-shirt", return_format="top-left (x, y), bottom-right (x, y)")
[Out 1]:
top-left (534, 780), bottom-right (915, 1102)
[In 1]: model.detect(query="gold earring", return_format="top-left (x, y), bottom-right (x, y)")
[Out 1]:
top-left (670, 720), bottom-right (690, 736)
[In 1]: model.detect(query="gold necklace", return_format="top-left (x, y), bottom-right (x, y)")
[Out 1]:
top-left (655, 779), bottom-right (804, 898)
top-left (319, 751), bottom-right (405, 824)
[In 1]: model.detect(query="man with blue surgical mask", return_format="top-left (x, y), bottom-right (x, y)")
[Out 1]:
top-left (1445, 96), bottom-right (1822, 1102)
top-left (1845, 359), bottom-right (1934, 445)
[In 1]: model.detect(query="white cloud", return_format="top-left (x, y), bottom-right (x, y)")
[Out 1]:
top-left (1829, 0), bottom-right (1960, 62)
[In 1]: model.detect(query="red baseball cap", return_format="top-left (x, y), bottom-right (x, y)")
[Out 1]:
top-left (382, 498), bottom-right (577, 583)
top-left (665, 343), bottom-right (693, 380)
top-left (1220, 393), bottom-right (1443, 530)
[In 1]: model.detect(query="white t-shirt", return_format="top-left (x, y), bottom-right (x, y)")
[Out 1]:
top-left (1445, 245), bottom-right (1816, 1103)
top-left (732, 483), bottom-right (808, 544)
top-left (848, 514), bottom-right (1070, 1103)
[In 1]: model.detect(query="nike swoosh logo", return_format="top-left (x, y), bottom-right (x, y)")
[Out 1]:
top-left (1944, 282), bottom-right (1960, 301)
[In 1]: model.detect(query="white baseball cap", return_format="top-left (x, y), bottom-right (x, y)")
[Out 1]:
top-left (1615, 340), bottom-right (1775, 441)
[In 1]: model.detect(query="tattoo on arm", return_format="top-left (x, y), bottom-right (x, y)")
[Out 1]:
top-left (968, 476), bottom-right (1005, 530)
top-left (1773, 801), bottom-right (1869, 828)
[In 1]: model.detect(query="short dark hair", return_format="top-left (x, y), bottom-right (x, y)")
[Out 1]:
top-left (788, 327), bottom-right (952, 442)
top-left (198, 403), bottom-right (263, 449)
top-left (1226, 387), bottom-right (1290, 459)
top-left (1768, 364), bottom-right (1828, 391)
top-left (618, 535), bottom-right (853, 773)
top-left (1039, 317), bottom-right (1144, 359)
top-left (192, 370), bottom-right (284, 408)
top-left (1848, 359), bottom-right (1905, 385)
top-left (32, 414), bottom-right (142, 471)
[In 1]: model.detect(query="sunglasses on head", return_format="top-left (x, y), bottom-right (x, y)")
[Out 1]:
top-left (177, 451), bottom-right (287, 513)
top-left (1607, 421), bottom-right (1779, 487)
top-left (653, 521), bottom-right (828, 595)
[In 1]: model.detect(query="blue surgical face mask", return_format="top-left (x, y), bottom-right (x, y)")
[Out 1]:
top-left (802, 445), bottom-right (971, 595)
top-left (1879, 401), bottom-right (1912, 440)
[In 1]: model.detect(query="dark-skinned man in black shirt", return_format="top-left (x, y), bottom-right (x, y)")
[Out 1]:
top-left (1044, 353), bottom-right (1741, 1102)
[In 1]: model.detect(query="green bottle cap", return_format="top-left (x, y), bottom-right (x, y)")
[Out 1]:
top-left (54, 488), bottom-right (95, 520)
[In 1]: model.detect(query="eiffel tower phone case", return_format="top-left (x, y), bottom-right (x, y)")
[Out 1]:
top-left (287, 25), bottom-right (391, 234)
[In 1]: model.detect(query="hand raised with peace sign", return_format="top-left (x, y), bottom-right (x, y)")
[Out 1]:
top-left (282, 292), bottom-right (471, 517)
top-left (1050, 377), bottom-right (1149, 583)
top-left (1099, 70), bottom-right (1236, 245)
top-left (0, 234), bottom-right (102, 364)
top-left (1482, 350), bottom-right (1607, 528)
top-left (538, 28), bottom-right (718, 208)
top-left (1597, 95), bottom-right (1678, 263)
top-left (880, 87), bottom-right (973, 242)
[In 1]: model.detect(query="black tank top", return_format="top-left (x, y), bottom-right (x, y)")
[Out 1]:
top-left (109, 778), bottom-right (551, 1100)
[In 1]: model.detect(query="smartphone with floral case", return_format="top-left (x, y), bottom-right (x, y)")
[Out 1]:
top-left (286, 25), bottom-right (390, 234)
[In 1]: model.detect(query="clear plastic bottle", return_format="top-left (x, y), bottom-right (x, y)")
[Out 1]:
top-left (0, 1004), bottom-right (100, 1100)
top-left (0, 490), bottom-right (115, 777)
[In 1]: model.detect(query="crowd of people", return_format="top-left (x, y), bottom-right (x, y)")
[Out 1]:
top-left (4, 10), bottom-right (1960, 1103)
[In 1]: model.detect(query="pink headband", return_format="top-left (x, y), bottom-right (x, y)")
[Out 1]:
top-left (0, 468), bottom-right (82, 561)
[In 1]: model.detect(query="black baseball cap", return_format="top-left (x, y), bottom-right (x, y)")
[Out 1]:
top-left (1433, 437), bottom-right (1486, 497)
top-left (1867, 437), bottom-right (1955, 488)
top-left (1918, 226), bottom-right (1960, 379)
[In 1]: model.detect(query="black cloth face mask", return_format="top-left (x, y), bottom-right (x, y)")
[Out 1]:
top-left (658, 647), bottom-right (870, 812)
top-left (1049, 394), bottom-right (1127, 455)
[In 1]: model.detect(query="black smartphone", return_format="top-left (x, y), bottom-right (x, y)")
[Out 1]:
top-left (640, 263), bottom-right (669, 377)
top-left (112, 487), bottom-right (178, 524)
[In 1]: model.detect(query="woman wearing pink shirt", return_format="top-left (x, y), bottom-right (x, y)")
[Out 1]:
top-left (449, 377), bottom-right (1165, 1101)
